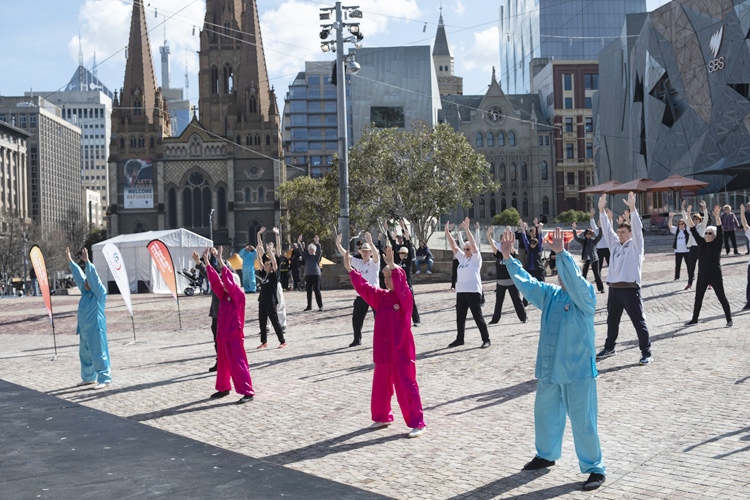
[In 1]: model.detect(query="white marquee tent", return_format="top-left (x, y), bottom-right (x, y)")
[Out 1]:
top-left (92, 229), bottom-right (213, 294)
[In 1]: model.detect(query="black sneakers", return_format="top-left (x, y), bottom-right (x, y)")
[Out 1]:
top-left (595, 348), bottom-right (616, 360)
top-left (582, 473), bottom-right (606, 490)
top-left (210, 390), bottom-right (230, 399)
top-left (236, 394), bottom-right (254, 404)
top-left (447, 339), bottom-right (464, 348)
top-left (480, 340), bottom-right (491, 349)
top-left (522, 456), bottom-right (555, 470)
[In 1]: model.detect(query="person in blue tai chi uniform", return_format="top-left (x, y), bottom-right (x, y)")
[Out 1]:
top-left (67, 247), bottom-right (111, 390)
top-left (238, 243), bottom-right (258, 293)
top-left (500, 227), bottom-right (606, 491)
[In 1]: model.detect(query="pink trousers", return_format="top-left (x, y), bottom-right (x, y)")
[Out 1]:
top-left (216, 339), bottom-right (255, 395)
top-left (371, 362), bottom-right (425, 428)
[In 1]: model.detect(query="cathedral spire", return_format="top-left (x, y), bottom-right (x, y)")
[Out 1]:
top-left (433, 10), bottom-right (452, 57)
top-left (236, 0), bottom-right (272, 120)
top-left (120, 0), bottom-right (158, 123)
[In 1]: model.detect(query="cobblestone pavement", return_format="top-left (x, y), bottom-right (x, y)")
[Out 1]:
top-left (1, 251), bottom-right (749, 499)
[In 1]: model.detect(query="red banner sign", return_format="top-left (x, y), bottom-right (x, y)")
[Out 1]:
top-left (147, 239), bottom-right (178, 301)
top-left (29, 245), bottom-right (53, 322)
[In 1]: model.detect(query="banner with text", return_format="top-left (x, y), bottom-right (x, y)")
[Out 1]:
top-left (102, 243), bottom-right (133, 316)
top-left (122, 158), bottom-right (153, 209)
top-left (147, 239), bottom-right (178, 301)
top-left (29, 245), bottom-right (53, 321)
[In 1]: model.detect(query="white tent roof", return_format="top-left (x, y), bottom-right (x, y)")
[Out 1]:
top-left (93, 229), bottom-right (212, 249)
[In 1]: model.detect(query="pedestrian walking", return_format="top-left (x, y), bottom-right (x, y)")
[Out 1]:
top-left (685, 205), bottom-right (733, 327)
top-left (446, 218), bottom-right (491, 349)
top-left (571, 221), bottom-right (604, 293)
top-left (487, 226), bottom-right (527, 324)
top-left (203, 247), bottom-right (255, 404)
top-left (500, 228), bottom-right (606, 491)
top-left (342, 245), bottom-right (426, 438)
top-left (336, 232), bottom-right (379, 347)
top-left (299, 234), bottom-right (323, 311)
top-left (595, 192), bottom-right (653, 365)
top-left (67, 247), bottom-right (111, 389)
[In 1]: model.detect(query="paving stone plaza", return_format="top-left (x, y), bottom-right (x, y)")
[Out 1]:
top-left (1, 246), bottom-right (749, 499)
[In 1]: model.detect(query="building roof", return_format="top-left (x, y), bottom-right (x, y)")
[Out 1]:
top-left (0, 120), bottom-right (32, 138)
top-left (432, 12), bottom-right (452, 57)
top-left (64, 66), bottom-right (114, 98)
top-left (439, 92), bottom-right (554, 131)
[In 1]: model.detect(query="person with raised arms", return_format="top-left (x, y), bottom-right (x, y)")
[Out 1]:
top-left (336, 231), bottom-right (379, 347)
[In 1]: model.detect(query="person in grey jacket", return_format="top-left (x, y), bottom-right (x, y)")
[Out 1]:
top-left (298, 233), bottom-right (324, 311)
top-left (193, 248), bottom-right (221, 372)
top-left (572, 222), bottom-right (604, 293)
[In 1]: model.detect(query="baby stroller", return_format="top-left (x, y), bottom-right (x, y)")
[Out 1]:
top-left (181, 268), bottom-right (210, 296)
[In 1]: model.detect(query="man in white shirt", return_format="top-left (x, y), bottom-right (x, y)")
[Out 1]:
top-left (337, 232), bottom-right (379, 347)
top-left (595, 192), bottom-right (653, 365)
top-left (446, 217), bottom-right (491, 349)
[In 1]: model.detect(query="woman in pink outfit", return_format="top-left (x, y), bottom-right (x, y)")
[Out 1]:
top-left (342, 245), bottom-right (426, 438)
top-left (203, 247), bottom-right (255, 404)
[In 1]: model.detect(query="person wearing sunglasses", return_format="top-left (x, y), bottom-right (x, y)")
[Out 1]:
top-left (685, 205), bottom-right (732, 328)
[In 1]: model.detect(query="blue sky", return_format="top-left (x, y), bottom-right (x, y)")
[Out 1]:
top-left (1, 0), bottom-right (669, 118)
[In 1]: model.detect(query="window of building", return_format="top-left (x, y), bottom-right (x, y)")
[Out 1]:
top-left (565, 117), bottom-right (573, 132)
top-left (311, 156), bottom-right (322, 166)
top-left (289, 87), bottom-right (306, 99)
top-left (308, 75), bottom-right (320, 86)
top-left (497, 131), bottom-right (504, 146)
top-left (325, 128), bottom-right (336, 138)
top-left (521, 162), bottom-right (528, 181)
top-left (509, 131), bottom-right (516, 146)
top-left (217, 186), bottom-right (226, 228)
top-left (510, 163), bottom-right (517, 181)
top-left (476, 132), bottom-right (483, 147)
top-left (585, 117), bottom-right (593, 132)
top-left (585, 97), bottom-right (592, 109)
top-left (543, 196), bottom-right (549, 214)
top-left (182, 171), bottom-right (212, 229)
top-left (309, 142), bottom-right (322, 150)
top-left (544, 135), bottom-right (549, 145)
top-left (370, 107), bottom-right (405, 128)
top-left (324, 101), bottom-right (337, 112)
top-left (290, 101), bottom-right (306, 112)
top-left (564, 73), bottom-right (572, 91)
top-left (538, 135), bottom-right (544, 146)
top-left (325, 115), bottom-right (337, 124)
top-left (564, 97), bottom-right (573, 109)
top-left (499, 162), bottom-right (506, 181)
top-left (308, 101), bottom-right (321, 112)
top-left (523, 197), bottom-right (529, 217)
top-left (566, 143), bottom-right (574, 158)
top-left (325, 141), bottom-right (337, 150)
top-left (292, 142), bottom-right (307, 153)
top-left (291, 115), bottom-right (306, 126)
top-left (586, 143), bottom-right (593, 158)
top-left (167, 188), bottom-right (177, 229)
top-left (567, 172), bottom-right (575, 185)
top-left (567, 198), bottom-right (577, 210)
top-left (311, 167), bottom-right (322, 178)
top-left (310, 129), bottom-right (322, 139)
top-left (584, 73), bottom-right (599, 90)
top-left (487, 132), bottom-right (494, 147)
top-left (541, 161), bottom-right (548, 180)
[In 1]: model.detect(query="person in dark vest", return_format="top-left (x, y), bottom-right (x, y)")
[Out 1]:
top-left (571, 222), bottom-right (604, 293)
top-left (487, 226), bottom-right (527, 324)
top-left (685, 204), bottom-right (732, 328)
top-left (290, 242), bottom-right (304, 291)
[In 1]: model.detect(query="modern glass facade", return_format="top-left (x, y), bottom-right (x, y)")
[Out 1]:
top-left (499, 0), bottom-right (646, 93)
top-left (282, 61), bottom-right (351, 179)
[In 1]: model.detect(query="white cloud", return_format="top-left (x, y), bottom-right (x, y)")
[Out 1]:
top-left (461, 26), bottom-right (499, 77)
top-left (451, 0), bottom-right (465, 17)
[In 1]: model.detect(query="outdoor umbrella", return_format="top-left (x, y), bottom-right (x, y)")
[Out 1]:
top-left (648, 174), bottom-right (709, 193)
top-left (579, 180), bottom-right (622, 193)
top-left (605, 178), bottom-right (658, 194)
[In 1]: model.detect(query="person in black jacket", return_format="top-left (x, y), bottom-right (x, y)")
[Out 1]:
top-left (685, 204), bottom-right (732, 328)
top-left (387, 219), bottom-right (421, 327)
top-left (487, 227), bottom-right (526, 323)
top-left (571, 222), bottom-right (604, 293)
top-left (192, 248), bottom-right (221, 372)
top-left (415, 240), bottom-right (434, 274)
top-left (290, 243), bottom-right (304, 291)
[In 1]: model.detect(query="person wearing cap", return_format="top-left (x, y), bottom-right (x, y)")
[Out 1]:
top-left (445, 217), bottom-right (491, 349)
top-left (66, 246), bottom-right (111, 389)
top-left (336, 232), bottom-right (379, 347)
top-left (387, 219), bottom-right (421, 327)
top-left (342, 245), bottom-right (426, 438)
top-left (499, 228), bottom-right (606, 491)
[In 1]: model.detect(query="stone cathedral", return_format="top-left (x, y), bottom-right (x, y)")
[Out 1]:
top-left (108, 0), bottom-right (285, 247)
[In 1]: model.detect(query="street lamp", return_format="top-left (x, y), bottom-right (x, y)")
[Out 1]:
top-left (319, 3), bottom-right (363, 247)
top-left (209, 209), bottom-right (215, 244)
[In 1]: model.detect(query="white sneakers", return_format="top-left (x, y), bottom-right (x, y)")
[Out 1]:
top-left (92, 382), bottom-right (110, 390)
top-left (408, 427), bottom-right (426, 438)
top-left (369, 421), bottom-right (391, 429)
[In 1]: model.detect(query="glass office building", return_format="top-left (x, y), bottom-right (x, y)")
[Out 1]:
top-left (499, 0), bottom-right (646, 93)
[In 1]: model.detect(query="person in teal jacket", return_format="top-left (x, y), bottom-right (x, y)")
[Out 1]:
top-left (238, 242), bottom-right (258, 293)
top-left (67, 247), bottom-right (111, 389)
top-left (499, 228), bottom-right (606, 491)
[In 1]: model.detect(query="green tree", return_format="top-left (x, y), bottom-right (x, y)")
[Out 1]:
top-left (554, 209), bottom-right (591, 224)
top-left (492, 207), bottom-right (521, 226)
top-left (346, 121), bottom-right (499, 243)
top-left (278, 174), bottom-right (338, 241)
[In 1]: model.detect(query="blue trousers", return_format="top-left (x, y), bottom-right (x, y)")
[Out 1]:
top-left (242, 266), bottom-right (256, 292)
top-left (535, 378), bottom-right (605, 475)
top-left (79, 328), bottom-right (111, 384)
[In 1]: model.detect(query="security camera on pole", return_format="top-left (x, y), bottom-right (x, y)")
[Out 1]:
top-left (320, 3), bottom-right (363, 249)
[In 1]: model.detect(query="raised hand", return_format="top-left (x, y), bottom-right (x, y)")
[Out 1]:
top-left (617, 215), bottom-right (624, 225)
top-left (65, 247), bottom-right (72, 262)
top-left (598, 193), bottom-right (607, 212)
top-left (699, 200), bottom-right (706, 211)
top-left (533, 217), bottom-right (539, 226)
top-left (445, 220), bottom-right (451, 233)
top-left (590, 207), bottom-right (596, 218)
top-left (572, 222), bottom-right (577, 230)
top-left (462, 217), bottom-right (471, 231)
top-left (500, 230), bottom-right (515, 260)
top-left (81, 248), bottom-right (89, 262)
top-left (191, 250), bottom-right (200, 264)
top-left (383, 245), bottom-right (395, 268)
top-left (713, 205), bottom-right (721, 221)
top-left (259, 226), bottom-right (266, 235)
top-left (336, 232), bottom-right (343, 246)
top-left (342, 250), bottom-right (352, 272)
top-left (297, 233), bottom-right (303, 243)
top-left (202, 247), bottom-right (210, 266)
top-left (314, 235), bottom-right (320, 244)
top-left (549, 227), bottom-right (565, 254)
top-left (623, 208), bottom-right (631, 221)
top-left (272, 227), bottom-right (279, 234)
top-left (624, 191), bottom-right (637, 210)
top-left (486, 226), bottom-right (493, 237)
top-left (475, 221), bottom-right (480, 230)
top-left (681, 199), bottom-right (686, 210)
top-left (687, 204), bottom-right (692, 215)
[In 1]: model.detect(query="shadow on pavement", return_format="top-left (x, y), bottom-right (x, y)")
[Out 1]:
top-left (445, 469), bottom-right (553, 499)
top-left (424, 379), bottom-right (537, 413)
top-left (128, 398), bottom-right (238, 421)
top-left (262, 427), bottom-right (404, 466)
top-left (57, 372), bottom-right (214, 402)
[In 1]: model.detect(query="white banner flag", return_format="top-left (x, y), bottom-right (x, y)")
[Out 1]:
top-left (102, 243), bottom-right (134, 317)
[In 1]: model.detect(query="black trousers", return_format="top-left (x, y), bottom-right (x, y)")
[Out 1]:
top-left (605, 287), bottom-right (651, 357)
top-left (596, 248), bottom-right (610, 272)
top-left (291, 264), bottom-right (301, 290)
top-left (674, 252), bottom-right (690, 280)
top-left (211, 316), bottom-right (218, 355)
top-left (691, 274), bottom-right (732, 322)
top-left (581, 260), bottom-right (604, 292)
top-left (280, 270), bottom-right (290, 290)
top-left (455, 292), bottom-right (490, 343)
top-left (306, 274), bottom-right (323, 308)
top-left (259, 300), bottom-right (285, 344)
top-left (687, 246), bottom-right (699, 286)
top-left (451, 259), bottom-right (459, 288)
top-left (352, 295), bottom-right (375, 340)
top-left (491, 284), bottom-right (526, 322)
top-left (409, 283), bottom-right (421, 324)
top-left (723, 230), bottom-right (738, 254)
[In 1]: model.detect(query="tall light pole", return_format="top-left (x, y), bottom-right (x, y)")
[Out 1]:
top-left (320, 4), bottom-right (363, 247)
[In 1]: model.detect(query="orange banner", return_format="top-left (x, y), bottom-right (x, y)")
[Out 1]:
top-left (147, 239), bottom-right (178, 301)
top-left (29, 245), bottom-right (53, 322)
top-left (542, 230), bottom-right (575, 247)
